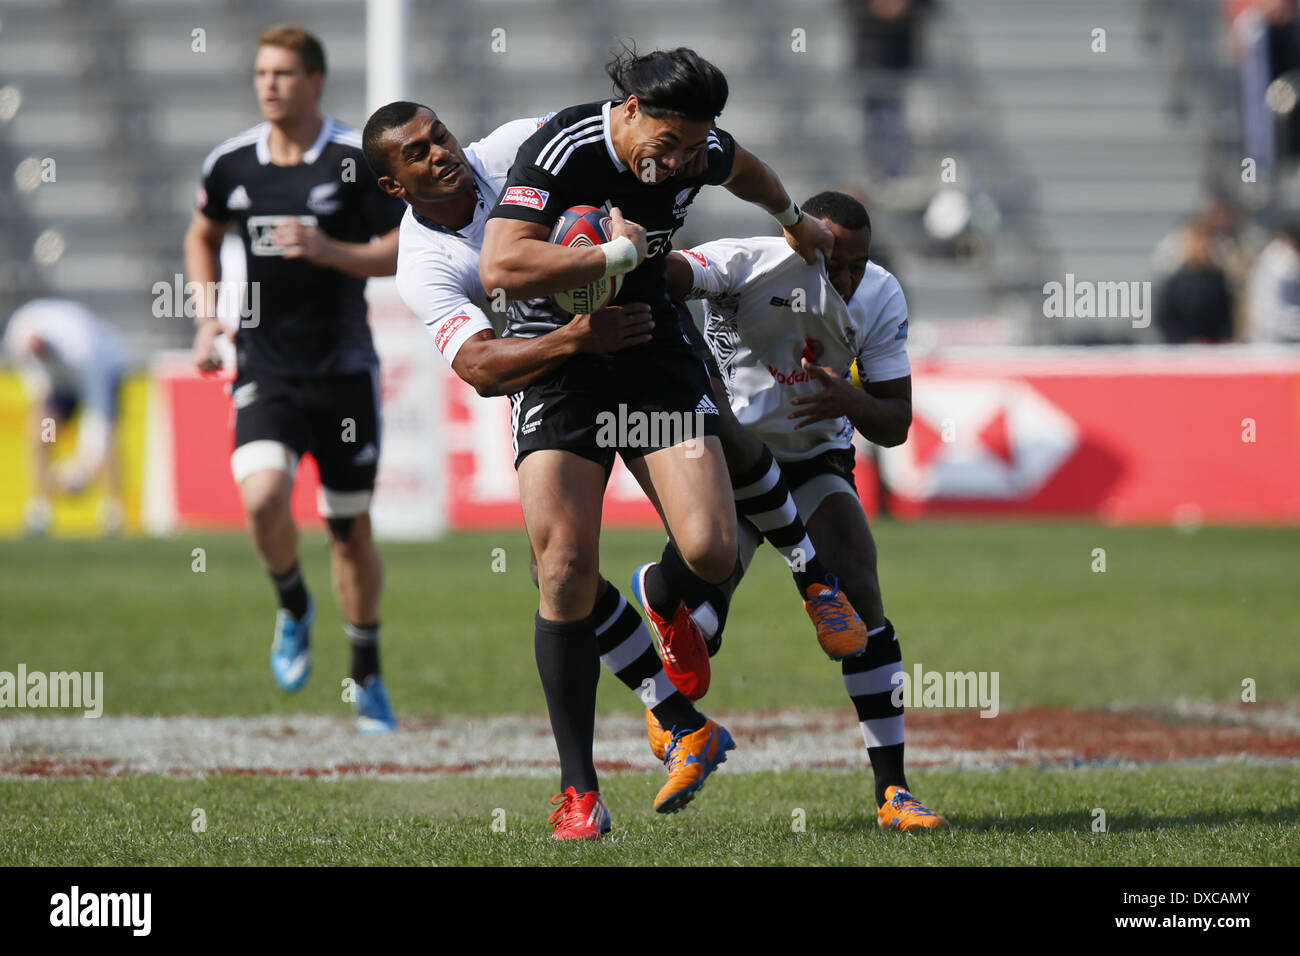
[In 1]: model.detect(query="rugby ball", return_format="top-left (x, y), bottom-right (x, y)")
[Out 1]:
top-left (548, 205), bottom-right (623, 315)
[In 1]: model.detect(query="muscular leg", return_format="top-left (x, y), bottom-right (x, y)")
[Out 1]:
top-left (520, 450), bottom-right (706, 793)
top-left (709, 375), bottom-right (841, 598)
top-left (804, 493), bottom-right (884, 628)
top-left (327, 512), bottom-right (385, 684)
top-left (239, 468), bottom-right (298, 576)
top-left (239, 465), bottom-right (311, 624)
top-left (806, 491), bottom-right (906, 805)
top-left (631, 435), bottom-right (737, 613)
top-left (519, 450), bottom-right (606, 622)
top-left (328, 512), bottom-right (382, 626)
top-left (518, 450), bottom-right (606, 794)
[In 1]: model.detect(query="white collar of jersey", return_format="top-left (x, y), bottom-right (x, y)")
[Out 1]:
top-left (255, 117), bottom-right (336, 166)
top-left (601, 101), bottom-right (627, 173)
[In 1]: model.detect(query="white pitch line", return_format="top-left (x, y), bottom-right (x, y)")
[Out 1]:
top-left (0, 711), bottom-right (1025, 778)
top-left (1, 704), bottom-right (1296, 779)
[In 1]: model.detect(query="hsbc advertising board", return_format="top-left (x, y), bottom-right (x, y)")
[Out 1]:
top-left (145, 339), bottom-right (1300, 534)
top-left (877, 348), bottom-right (1300, 523)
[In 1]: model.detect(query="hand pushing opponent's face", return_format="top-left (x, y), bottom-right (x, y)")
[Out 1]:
top-left (374, 107), bottom-right (474, 204)
top-left (821, 218), bottom-right (871, 303)
top-left (612, 96), bottom-right (713, 186)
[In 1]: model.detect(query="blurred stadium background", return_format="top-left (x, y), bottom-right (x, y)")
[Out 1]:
top-left (3, 0), bottom-right (1300, 536)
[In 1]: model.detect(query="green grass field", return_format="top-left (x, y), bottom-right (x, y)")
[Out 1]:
top-left (2, 521), bottom-right (1298, 865)
top-left (3, 766), bottom-right (1297, 866)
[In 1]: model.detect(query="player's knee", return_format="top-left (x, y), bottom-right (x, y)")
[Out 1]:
top-left (529, 551), bottom-right (540, 590)
top-left (676, 519), bottom-right (737, 585)
top-left (244, 482), bottom-right (291, 527)
top-left (326, 515), bottom-right (356, 544)
top-left (536, 544), bottom-right (597, 611)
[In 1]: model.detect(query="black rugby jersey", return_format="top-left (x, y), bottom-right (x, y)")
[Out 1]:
top-left (197, 118), bottom-right (405, 375)
top-left (488, 99), bottom-right (736, 340)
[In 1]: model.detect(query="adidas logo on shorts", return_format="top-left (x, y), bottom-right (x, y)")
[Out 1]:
top-left (694, 395), bottom-right (719, 416)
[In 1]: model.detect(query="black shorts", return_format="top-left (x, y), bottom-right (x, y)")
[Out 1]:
top-left (230, 367), bottom-right (381, 506)
top-left (46, 375), bottom-right (125, 424)
top-left (778, 446), bottom-right (859, 498)
top-left (510, 340), bottom-right (720, 473)
top-left (676, 298), bottom-right (723, 381)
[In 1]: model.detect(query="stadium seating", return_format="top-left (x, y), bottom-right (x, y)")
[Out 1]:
top-left (0, 0), bottom-right (1241, 354)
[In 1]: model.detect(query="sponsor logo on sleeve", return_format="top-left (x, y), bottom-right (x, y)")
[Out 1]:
top-left (434, 314), bottom-right (472, 354)
top-left (682, 249), bottom-right (709, 268)
top-left (500, 186), bottom-right (549, 211)
top-left (895, 318), bottom-right (909, 341)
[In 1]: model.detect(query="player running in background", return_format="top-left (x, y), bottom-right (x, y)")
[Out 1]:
top-left (4, 298), bottom-right (128, 536)
top-left (662, 190), bottom-right (948, 830)
top-left (183, 25), bottom-right (404, 733)
top-left (478, 46), bottom-right (860, 836)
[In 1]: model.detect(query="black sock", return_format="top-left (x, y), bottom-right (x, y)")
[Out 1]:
top-left (589, 580), bottom-right (705, 735)
top-left (271, 563), bottom-right (309, 620)
top-left (642, 546), bottom-right (700, 619)
top-left (344, 621), bottom-right (380, 685)
top-left (658, 541), bottom-right (734, 656)
top-left (799, 553), bottom-right (835, 594)
top-left (730, 446), bottom-right (821, 594)
top-left (535, 614), bottom-right (601, 794)
top-left (841, 618), bottom-right (908, 806)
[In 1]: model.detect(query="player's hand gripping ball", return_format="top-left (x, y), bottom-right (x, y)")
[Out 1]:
top-left (548, 206), bottom-right (624, 315)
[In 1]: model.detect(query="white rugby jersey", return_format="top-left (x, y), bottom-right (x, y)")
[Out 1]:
top-left (4, 298), bottom-right (127, 412)
top-left (682, 236), bottom-right (911, 460)
top-left (395, 115), bottom-right (550, 365)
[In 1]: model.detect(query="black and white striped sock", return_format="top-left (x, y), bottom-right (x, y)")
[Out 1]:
top-left (841, 618), bottom-right (909, 806)
top-left (730, 446), bottom-right (829, 593)
top-left (590, 581), bottom-right (705, 735)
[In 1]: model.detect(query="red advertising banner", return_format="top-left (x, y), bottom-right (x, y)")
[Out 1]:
top-left (879, 349), bottom-right (1300, 523)
top-left (148, 347), bottom-right (1300, 532)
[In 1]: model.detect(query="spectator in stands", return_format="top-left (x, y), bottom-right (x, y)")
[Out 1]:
top-left (1155, 220), bottom-right (1237, 342)
top-left (844, 0), bottom-right (934, 181)
top-left (1226, 0), bottom-right (1300, 174)
top-left (1153, 194), bottom-right (1256, 290)
top-left (1246, 214), bottom-right (1300, 340)
top-left (3, 298), bottom-right (128, 535)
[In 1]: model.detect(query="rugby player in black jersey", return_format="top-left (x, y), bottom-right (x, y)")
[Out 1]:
top-left (184, 25), bottom-right (404, 733)
top-left (479, 47), bottom-right (865, 836)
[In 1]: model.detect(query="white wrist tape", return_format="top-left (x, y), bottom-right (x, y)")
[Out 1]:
top-left (601, 235), bottom-right (639, 277)
top-left (774, 200), bottom-right (801, 228)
